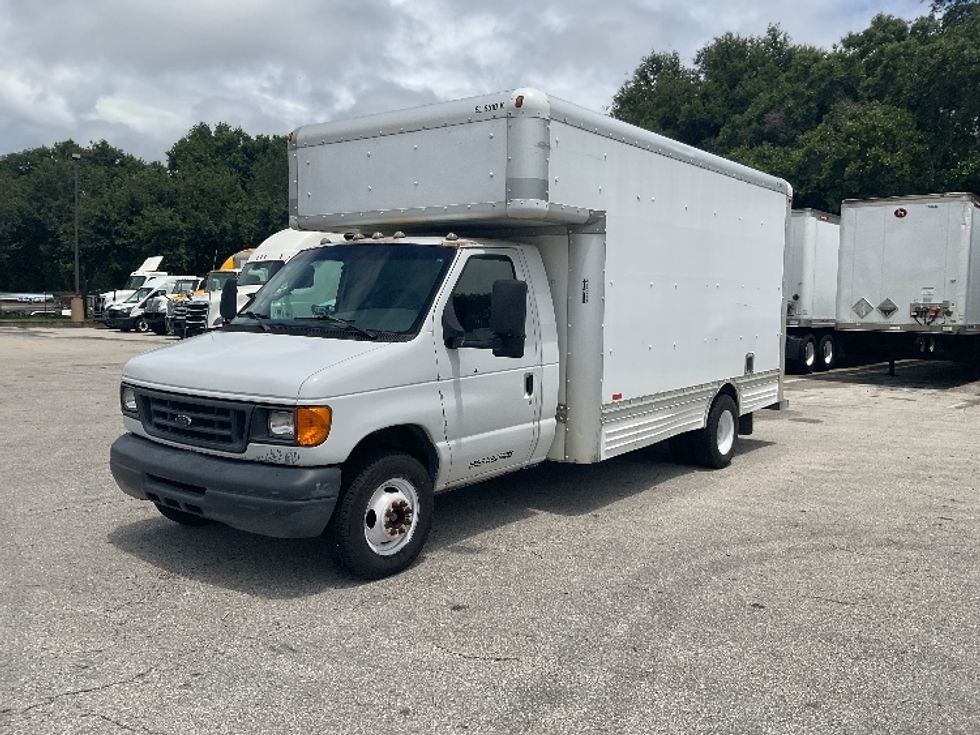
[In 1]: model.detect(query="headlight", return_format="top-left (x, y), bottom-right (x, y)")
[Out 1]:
top-left (267, 407), bottom-right (332, 446)
top-left (120, 385), bottom-right (138, 413)
top-left (268, 410), bottom-right (295, 438)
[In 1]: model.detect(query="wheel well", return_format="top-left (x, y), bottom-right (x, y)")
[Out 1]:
top-left (716, 383), bottom-right (739, 412)
top-left (345, 425), bottom-right (439, 481)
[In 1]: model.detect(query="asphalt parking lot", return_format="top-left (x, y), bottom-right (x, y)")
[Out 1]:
top-left (1, 327), bottom-right (978, 735)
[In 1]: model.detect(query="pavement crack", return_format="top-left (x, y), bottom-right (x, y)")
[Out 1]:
top-left (434, 643), bottom-right (519, 663)
top-left (84, 711), bottom-right (164, 735)
top-left (805, 595), bottom-right (862, 607)
top-left (18, 668), bottom-right (154, 714)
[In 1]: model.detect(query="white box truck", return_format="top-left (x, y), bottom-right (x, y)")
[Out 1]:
top-left (836, 193), bottom-right (980, 361)
top-left (785, 209), bottom-right (841, 372)
top-left (110, 89), bottom-right (790, 579)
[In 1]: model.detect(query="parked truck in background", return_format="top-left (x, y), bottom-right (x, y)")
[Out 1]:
top-left (785, 209), bottom-right (841, 373)
top-left (835, 192), bottom-right (980, 362)
top-left (104, 276), bottom-right (200, 332)
top-left (178, 231), bottom-right (341, 337)
top-left (171, 248), bottom-right (255, 338)
top-left (110, 89), bottom-right (790, 579)
top-left (95, 256), bottom-right (168, 317)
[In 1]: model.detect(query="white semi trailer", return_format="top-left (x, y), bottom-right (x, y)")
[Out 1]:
top-left (785, 209), bottom-right (841, 373)
top-left (836, 193), bottom-right (980, 362)
top-left (110, 89), bottom-right (790, 579)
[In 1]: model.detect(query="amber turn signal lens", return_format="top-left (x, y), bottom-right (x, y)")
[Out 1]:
top-left (296, 406), bottom-right (331, 446)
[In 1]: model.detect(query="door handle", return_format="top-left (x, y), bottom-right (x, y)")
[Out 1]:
top-left (524, 373), bottom-right (534, 397)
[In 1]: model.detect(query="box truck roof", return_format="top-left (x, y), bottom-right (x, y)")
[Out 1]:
top-left (842, 192), bottom-right (979, 207)
top-left (289, 88), bottom-right (791, 232)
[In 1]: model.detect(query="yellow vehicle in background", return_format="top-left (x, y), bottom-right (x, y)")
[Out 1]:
top-left (167, 248), bottom-right (254, 336)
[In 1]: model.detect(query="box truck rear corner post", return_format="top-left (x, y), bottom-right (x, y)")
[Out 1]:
top-left (109, 89), bottom-right (791, 579)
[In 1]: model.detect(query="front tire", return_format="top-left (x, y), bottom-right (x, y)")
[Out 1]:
top-left (327, 452), bottom-right (433, 580)
top-left (134, 317), bottom-right (150, 333)
top-left (693, 394), bottom-right (739, 469)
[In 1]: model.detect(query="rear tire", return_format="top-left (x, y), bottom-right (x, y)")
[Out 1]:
top-left (326, 452), bottom-right (433, 580)
top-left (796, 334), bottom-right (816, 374)
top-left (155, 503), bottom-right (211, 526)
top-left (693, 394), bottom-right (738, 469)
top-left (815, 334), bottom-right (836, 371)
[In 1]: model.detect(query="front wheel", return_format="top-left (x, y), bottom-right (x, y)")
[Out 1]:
top-left (693, 394), bottom-right (739, 469)
top-left (134, 317), bottom-right (150, 333)
top-left (326, 452), bottom-right (433, 580)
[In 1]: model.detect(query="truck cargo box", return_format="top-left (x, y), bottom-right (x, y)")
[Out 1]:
top-left (837, 193), bottom-right (980, 333)
top-left (289, 89), bottom-right (791, 463)
top-left (786, 209), bottom-right (840, 327)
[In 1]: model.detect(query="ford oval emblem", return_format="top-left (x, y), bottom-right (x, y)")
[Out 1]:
top-left (175, 414), bottom-right (193, 427)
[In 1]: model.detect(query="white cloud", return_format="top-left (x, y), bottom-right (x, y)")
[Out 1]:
top-left (0, 0), bottom-right (926, 161)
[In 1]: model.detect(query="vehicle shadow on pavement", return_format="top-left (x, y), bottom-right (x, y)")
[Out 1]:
top-left (798, 360), bottom-right (979, 390)
top-left (107, 519), bottom-right (358, 597)
top-left (428, 437), bottom-right (774, 558)
top-left (106, 437), bottom-right (774, 596)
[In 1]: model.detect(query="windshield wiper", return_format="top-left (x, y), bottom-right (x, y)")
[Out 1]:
top-left (238, 310), bottom-right (272, 333)
top-left (295, 314), bottom-right (378, 340)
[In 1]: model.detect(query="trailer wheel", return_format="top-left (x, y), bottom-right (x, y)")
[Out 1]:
top-left (694, 394), bottom-right (738, 469)
top-left (815, 334), bottom-right (836, 371)
top-left (797, 334), bottom-right (816, 374)
top-left (326, 452), bottom-right (433, 580)
top-left (155, 503), bottom-right (211, 526)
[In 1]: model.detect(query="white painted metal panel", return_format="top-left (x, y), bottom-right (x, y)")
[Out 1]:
top-left (296, 119), bottom-right (509, 222)
top-left (837, 194), bottom-right (980, 331)
top-left (545, 121), bottom-right (786, 403)
top-left (787, 210), bottom-right (839, 324)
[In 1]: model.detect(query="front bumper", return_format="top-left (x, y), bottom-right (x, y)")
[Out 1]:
top-left (110, 433), bottom-right (342, 538)
top-left (105, 312), bottom-right (135, 329)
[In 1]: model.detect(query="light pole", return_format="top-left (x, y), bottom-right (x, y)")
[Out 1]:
top-left (70, 152), bottom-right (83, 322)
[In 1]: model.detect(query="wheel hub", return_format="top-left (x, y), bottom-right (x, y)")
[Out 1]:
top-left (363, 478), bottom-right (419, 555)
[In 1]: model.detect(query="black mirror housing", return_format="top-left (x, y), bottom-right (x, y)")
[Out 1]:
top-left (219, 277), bottom-right (239, 324)
top-left (491, 279), bottom-right (527, 358)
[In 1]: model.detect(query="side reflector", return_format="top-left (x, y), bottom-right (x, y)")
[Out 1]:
top-left (612, 393), bottom-right (623, 401)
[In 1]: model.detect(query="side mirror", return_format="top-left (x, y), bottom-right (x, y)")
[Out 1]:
top-left (220, 277), bottom-right (238, 324)
top-left (442, 300), bottom-right (465, 349)
top-left (491, 279), bottom-right (527, 358)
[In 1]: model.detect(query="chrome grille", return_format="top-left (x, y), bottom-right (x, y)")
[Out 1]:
top-left (185, 301), bottom-right (209, 330)
top-left (137, 389), bottom-right (251, 452)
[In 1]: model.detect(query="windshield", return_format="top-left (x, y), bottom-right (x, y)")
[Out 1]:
top-left (205, 271), bottom-right (236, 293)
top-left (238, 244), bottom-right (455, 340)
top-left (238, 260), bottom-right (284, 287)
top-left (125, 287), bottom-right (153, 304)
top-left (124, 275), bottom-right (146, 290)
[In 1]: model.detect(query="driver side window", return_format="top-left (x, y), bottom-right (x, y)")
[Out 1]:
top-left (450, 255), bottom-right (515, 345)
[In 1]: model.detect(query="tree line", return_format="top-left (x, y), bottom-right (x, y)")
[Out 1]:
top-left (0, 125), bottom-right (287, 293)
top-left (611, 1), bottom-right (980, 212)
top-left (1, 1), bottom-right (977, 293)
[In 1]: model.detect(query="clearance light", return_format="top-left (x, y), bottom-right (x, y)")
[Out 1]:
top-left (296, 406), bottom-right (332, 446)
top-left (515, 95), bottom-right (524, 108)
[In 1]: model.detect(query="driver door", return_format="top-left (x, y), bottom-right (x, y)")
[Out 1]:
top-left (434, 248), bottom-right (542, 484)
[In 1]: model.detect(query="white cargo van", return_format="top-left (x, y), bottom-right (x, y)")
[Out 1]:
top-left (110, 89), bottom-right (790, 579)
top-left (97, 256), bottom-right (168, 315)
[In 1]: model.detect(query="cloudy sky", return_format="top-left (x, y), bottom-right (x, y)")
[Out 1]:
top-left (0, 0), bottom-right (924, 161)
